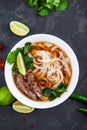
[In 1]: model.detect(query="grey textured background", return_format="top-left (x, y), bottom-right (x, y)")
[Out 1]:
top-left (0, 0), bottom-right (87, 130)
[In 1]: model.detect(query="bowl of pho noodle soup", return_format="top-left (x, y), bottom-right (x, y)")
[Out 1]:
top-left (5, 34), bottom-right (79, 109)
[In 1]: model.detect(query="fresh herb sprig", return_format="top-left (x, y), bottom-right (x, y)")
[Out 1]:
top-left (7, 48), bottom-right (22, 64)
top-left (42, 83), bottom-right (67, 101)
top-left (27, 0), bottom-right (68, 16)
top-left (7, 42), bottom-right (34, 74)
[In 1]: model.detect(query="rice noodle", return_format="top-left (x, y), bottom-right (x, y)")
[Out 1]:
top-left (29, 41), bottom-right (72, 89)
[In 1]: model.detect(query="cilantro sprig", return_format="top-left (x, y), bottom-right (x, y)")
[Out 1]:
top-left (7, 42), bottom-right (34, 74)
top-left (27, 0), bottom-right (68, 16)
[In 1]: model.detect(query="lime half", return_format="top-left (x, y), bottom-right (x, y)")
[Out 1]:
top-left (12, 101), bottom-right (35, 113)
top-left (17, 52), bottom-right (26, 75)
top-left (10, 21), bottom-right (30, 36)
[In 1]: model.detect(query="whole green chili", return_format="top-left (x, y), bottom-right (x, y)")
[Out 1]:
top-left (78, 107), bottom-right (87, 114)
top-left (70, 93), bottom-right (87, 103)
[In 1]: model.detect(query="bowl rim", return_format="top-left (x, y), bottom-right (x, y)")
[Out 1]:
top-left (4, 34), bottom-right (79, 109)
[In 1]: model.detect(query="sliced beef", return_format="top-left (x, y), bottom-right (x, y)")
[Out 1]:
top-left (27, 89), bottom-right (37, 101)
top-left (14, 71), bottom-right (48, 101)
top-left (26, 70), bottom-right (35, 84)
top-left (30, 81), bottom-right (42, 95)
top-left (30, 81), bottom-right (48, 101)
top-left (15, 74), bottom-right (37, 101)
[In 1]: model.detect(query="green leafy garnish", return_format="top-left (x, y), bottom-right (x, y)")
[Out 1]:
top-left (42, 88), bottom-right (57, 101)
top-left (12, 63), bottom-right (19, 74)
top-left (38, 8), bottom-right (49, 16)
top-left (23, 42), bottom-right (32, 55)
top-left (55, 83), bottom-right (67, 93)
top-left (42, 88), bottom-right (54, 97)
top-left (42, 83), bottom-right (67, 101)
top-left (7, 42), bottom-right (34, 74)
top-left (27, 0), bottom-right (38, 7)
top-left (56, 0), bottom-right (68, 11)
top-left (27, 0), bottom-right (68, 16)
top-left (24, 55), bottom-right (34, 69)
top-left (7, 48), bottom-right (21, 64)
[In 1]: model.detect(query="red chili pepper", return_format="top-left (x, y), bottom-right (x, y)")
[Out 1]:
top-left (0, 44), bottom-right (4, 52)
top-left (30, 124), bottom-right (35, 128)
top-left (0, 57), bottom-right (5, 72)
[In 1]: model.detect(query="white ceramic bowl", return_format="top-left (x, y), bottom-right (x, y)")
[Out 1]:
top-left (4, 34), bottom-right (79, 109)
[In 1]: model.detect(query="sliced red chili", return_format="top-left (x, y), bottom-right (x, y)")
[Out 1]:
top-left (0, 44), bottom-right (4, 52)
top-left (0, 57), bottom-right (5, 72)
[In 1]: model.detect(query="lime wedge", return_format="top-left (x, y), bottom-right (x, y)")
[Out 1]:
top-left (17, 52), bottom-right (26, 75)
top-left (10, 21), bottom-right (30, 36)
top-left (12, 101), bottom-right (35, 113)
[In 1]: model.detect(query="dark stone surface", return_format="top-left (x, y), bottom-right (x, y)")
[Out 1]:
top-left (0, 0), bottom-right (87, 130)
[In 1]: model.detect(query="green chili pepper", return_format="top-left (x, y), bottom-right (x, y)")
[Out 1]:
top-left (78, 107), bottom-right (87, 114)
top-left (70, 93), bottom-right (87, 103)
